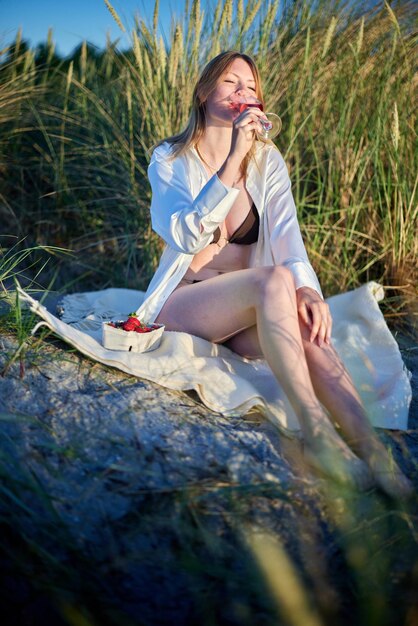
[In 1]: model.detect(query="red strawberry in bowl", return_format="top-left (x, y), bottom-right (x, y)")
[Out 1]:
top-left (121, 313), bottom-right (143, 331)
top-left (106, 312), bottom-right (162, 334)
top-left (122, 317), bottom-right (141, 332)
top-left (103, 314), bottom-right (164, 352)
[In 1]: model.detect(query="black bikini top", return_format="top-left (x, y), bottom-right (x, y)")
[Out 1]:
top-left (212, 202), bottom-right (259, 245)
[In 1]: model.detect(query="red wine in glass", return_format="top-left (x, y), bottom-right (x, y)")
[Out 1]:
top-left (239, 102), bottom-right (263, 114)
top-left (240, 102), bottom-right (273, 131)
top-left (230, 93), bottom-right (281, 138)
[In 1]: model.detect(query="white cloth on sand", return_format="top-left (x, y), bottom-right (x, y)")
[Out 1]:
top-left (18, 281), bottom-right (411, 438)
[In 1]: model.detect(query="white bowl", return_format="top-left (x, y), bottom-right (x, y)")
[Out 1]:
top-left (102, 321), bottom-right (165, 353)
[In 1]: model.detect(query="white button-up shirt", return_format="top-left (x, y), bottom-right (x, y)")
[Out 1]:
top-left (136, 140), bottom-right (323, 322)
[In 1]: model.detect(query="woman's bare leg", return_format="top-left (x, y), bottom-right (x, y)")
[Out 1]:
top-left (300, 328), bottom-right (413, 497)
top-left (225, 322), bottom-right (414, 498)
top-left (155, 267), bottom-right (374, 489)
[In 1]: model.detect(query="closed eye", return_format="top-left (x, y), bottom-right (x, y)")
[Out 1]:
top-left (224, 79), bottom-right (257, 92)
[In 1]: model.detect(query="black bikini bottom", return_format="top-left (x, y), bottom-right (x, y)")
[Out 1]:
top-left (178, 278), bottom-right (203, 285)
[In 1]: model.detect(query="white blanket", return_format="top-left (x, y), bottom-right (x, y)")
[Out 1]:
top-left (18, 282), bottom-right (411, 436)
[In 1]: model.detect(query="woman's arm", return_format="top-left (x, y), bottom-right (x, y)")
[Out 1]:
top-left (148, 144), bottom-right (240, 254)
top-left (265, 149), bottom-right (332, 346)
top-left (265, 149), bottom-right (322, 296)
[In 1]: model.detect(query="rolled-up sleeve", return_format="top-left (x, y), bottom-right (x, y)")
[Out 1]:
top-left (148, 144), bottom-right (240, 254)
top-left (265, 149), bottom-right (323, 297)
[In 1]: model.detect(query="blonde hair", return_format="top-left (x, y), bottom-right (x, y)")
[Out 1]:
top-left (154, 50), bottom-right (268, 178)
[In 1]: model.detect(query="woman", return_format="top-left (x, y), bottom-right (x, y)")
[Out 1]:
top-left (136, 51), bottom-right (412, 498)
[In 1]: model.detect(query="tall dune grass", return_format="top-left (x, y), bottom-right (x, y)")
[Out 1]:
top-left (0, 0), bottom-right (416, 323)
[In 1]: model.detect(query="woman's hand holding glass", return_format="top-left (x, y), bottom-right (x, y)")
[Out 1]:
top-left (229, 91), bottom-right (282, 139)
top-left (227, 96), bottom-right (277, 166)
top-left (228, 102), bottom-right (266, 159)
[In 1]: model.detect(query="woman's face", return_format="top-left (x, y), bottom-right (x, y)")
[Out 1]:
top-left (203, 58), bottom-right (258, 127)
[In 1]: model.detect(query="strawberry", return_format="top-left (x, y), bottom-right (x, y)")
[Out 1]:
top-left (122, 317), bottom-right (141, 332)
top-left (122, 312), bottom-right (156, 332)
top-left (119, 313), bottom-right (158, 333)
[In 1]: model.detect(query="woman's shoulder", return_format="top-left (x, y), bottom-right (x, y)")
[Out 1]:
top-left (150, 141), bottom-right (176, 162)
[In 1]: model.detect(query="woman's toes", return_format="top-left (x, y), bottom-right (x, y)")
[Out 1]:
top-left (373, 470), bottom-right (415, 500)
top-left (302, 445), bottom-right (372, 491)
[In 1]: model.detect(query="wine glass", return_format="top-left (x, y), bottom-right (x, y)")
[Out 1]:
top-left (229, 92), bottom-right (282, 139)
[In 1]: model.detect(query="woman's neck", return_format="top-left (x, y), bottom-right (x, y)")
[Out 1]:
top-left (196, 124), bottom-right (232, 167)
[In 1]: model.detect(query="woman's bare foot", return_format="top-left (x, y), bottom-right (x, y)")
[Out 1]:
top-left (374, 468), bottom-right (414, 500)
top-left (302, 417), bottom-right (375, 491)
top-left (350, 437), bottom-right (414, 500)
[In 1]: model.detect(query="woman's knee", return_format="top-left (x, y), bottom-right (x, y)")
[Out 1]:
top-left (254, 265), bottom-right (295, 302)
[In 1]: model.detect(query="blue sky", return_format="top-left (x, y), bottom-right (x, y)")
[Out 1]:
top-left (0, 0), bottom-right (189, 57)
